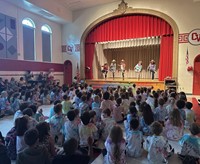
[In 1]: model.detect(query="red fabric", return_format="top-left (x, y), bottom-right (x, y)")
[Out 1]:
top-left (159, 36), bottom-right (173, 81)
top-left (85, 14), bottom-right (173, 79)
top-left (85, 43), bottom-right (95, 79)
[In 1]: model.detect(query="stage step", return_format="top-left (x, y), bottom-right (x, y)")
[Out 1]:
top-left (86, 78), bottom-right (164, 90)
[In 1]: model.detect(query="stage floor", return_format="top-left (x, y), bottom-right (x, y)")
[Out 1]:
top-left (86, 78), bottom-right (164, 90)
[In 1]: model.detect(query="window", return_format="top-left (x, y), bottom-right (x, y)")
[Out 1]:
top-left (41, 24), bottom-right (52, 62)
top-left (22, 18), bottom-right (35, 61)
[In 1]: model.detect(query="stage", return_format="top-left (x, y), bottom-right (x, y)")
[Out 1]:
top-left (86, 78), bottom-right (164, 90)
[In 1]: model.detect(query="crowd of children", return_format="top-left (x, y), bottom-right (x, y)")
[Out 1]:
top-left (0, 77), bottom-right (200, 164)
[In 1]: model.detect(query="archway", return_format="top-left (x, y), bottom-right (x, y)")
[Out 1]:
top-left (64, 60), bottom-right (72, 85)
top-left (193, 54), bottom-right (200, 95)
top-left (80, 4), bottom-right (179, 80)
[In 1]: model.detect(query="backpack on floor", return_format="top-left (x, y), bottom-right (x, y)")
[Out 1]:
top-left (5, 127), bottom-right (17, 160)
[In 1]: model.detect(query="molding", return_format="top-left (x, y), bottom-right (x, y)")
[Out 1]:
top-left (80, 1), bottom-right (179, 80)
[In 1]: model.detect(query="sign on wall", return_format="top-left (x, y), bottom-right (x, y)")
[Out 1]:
top-left (62, 43), bottom-right (80, 55)
top-left (188, 29), bottom-right (200, 45)
top-left (179, 29), bottom-right (200, 45)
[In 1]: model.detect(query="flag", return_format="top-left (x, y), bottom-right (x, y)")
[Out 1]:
top-left (76, 63), bottom-right (80, 83)
top-left (185, 48), bottom-right (189, 65)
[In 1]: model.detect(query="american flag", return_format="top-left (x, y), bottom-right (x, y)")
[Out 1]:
top-left (185, 48), bottom-right (189, 65)
top-left (76, 63), bottom-right (80, 82)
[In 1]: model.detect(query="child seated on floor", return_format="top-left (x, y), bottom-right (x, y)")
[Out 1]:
top-left (126, 119), bottom-right (143, 158)
top-left (179, 123), bottom-right (200, 163)
top-left (49, 100), bottom-right (61, 119)
top-left (79, 111), bottom-right (98, 147)
top-left (64, 110), bottom-right (79, 142)
top-left (104, 125), bottom-right (126, 164)
top-left (185, 102), bottom-right (196, 128)
top-left (92, 95), bottom-right (101, 121)
top-left (0, 131), bottom-right (11, 164)
top-left (52, 137), bottom-right (93, 164)
top-left (125, 106), bottom-right (139, 135)
top-left (144, 121), bottom-right (174, 164)
top-left (101, 108), bottom-right (116, 141)
top-left (49, 103), bottom-right (65, 146)
top-left (79, 95), bottom-right (89, 116)
top-left (35, 108), bottom-right (48, 122)
top-left (154, 98), bottom-right (168, 124)
top-left (127, 106), bottom-right (139, 123)
top-left (61, 94), bottom-right (72, 115)
top-left (16, 128), bottom-right (51, 164)
top-left (164, 109), bottom-right (184, 141)
top-left (113, 98), bottom-right (124, 123)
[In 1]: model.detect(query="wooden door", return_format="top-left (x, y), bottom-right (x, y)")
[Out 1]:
top-left (64, 60), bottom-right (72, 85)
top-left (193, 55), bottom-right (200, 95)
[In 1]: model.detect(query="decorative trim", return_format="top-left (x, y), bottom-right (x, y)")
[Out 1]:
top-left (113, 0), bottom-right (129, 14)
top-left (80, 1), bottom-right (179, 81)
top-left (179, 33), bottom-right (189, 43)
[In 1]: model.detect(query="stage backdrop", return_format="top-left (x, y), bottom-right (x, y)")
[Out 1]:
top-left (93, 37), bottom-right (160, 79)
top-left (85, 14), bottom-right (173, 81)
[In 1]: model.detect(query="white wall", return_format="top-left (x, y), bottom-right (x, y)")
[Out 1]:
top-left (0, 0), bottom-right (62, 63)
top-left (62, 0), bottom-right (200, 94)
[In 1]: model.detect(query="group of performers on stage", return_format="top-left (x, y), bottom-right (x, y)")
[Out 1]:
top-left (101, 59), bottom-right (156, 80)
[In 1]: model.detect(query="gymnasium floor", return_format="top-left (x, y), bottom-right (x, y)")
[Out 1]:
top-left (0, 95), bottom-right (199, 164)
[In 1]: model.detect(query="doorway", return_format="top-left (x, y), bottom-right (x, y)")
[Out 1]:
top-left (193, 55), bottom-right (200, 95)
top-left (64, 60), bottom-right (72, 85)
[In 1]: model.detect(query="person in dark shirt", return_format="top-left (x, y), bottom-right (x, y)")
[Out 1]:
top-left (16, 128), bottom-right (51, 164)
top-left (52, 137), bottom-right (93, 164)
top-left (0, 131), bottom-right (11, 164)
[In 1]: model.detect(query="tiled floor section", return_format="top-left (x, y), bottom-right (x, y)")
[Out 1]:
top-left (0, 96), bottom-right (199, 164)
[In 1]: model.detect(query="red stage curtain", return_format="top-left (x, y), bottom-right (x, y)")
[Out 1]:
top-left (159, 35), bottom-right (173, 81)
top-left (85, 43), bottom-right (95, 79)
top-left (85, 14), bottom-right (173, 79)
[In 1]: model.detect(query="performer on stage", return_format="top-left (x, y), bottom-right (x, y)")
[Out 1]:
top-left (119, 59), bottom-right (126, 80)
top-left (110, 59), bottom-right (117, 79)
top-left (101, 63), bottom-right (108, 79)
top-left (134, 61), bottom-right (142, 80)
top-left (147, 60), bottom-right (156, 80)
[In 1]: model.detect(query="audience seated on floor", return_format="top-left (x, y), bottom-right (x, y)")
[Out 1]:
top-left (0, 77), bottom-right (199, 164)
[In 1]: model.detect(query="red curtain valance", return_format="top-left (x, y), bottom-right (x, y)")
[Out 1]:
top-left (85, 14), bottom-right (173, 80)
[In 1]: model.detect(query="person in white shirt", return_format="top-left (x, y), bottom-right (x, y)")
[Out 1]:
top-left (185, 102), bottom-right (196, 128)
top-left (101, 108), bottom-right (116, 140)
top-left (118, 59), bottom-right (126, 80)
top-left (144, 121), bottom-right (173, 164)
top-left (79, 111), bottom-right (98, 147)
top-left (126, 119), bottom-right (143, 157)
top-left (110, 59), bottom-right (117, 80)
top-left (100, 92), bottom-right (113, 111)
top-left (134, 61), bottom-right (143, 80)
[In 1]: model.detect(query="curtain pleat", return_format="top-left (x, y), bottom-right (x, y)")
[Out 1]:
top-left (159, 36), bottom-right (173, 80)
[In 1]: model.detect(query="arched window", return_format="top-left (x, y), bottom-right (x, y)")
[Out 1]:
top-left (41, 24), bottom-right (52, 62)
top-left (22, 19), bottom-right (35, 28)
top-left (22, 18), bottom-right (35, 60)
